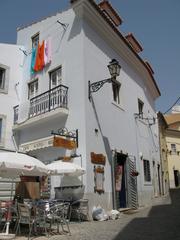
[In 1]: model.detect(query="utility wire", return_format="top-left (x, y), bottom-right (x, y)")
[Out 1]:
top-left (163, 96), bottom-right (180, 114)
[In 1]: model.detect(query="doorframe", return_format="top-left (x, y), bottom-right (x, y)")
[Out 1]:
top-left (112, 150), bottom-right (128, 209)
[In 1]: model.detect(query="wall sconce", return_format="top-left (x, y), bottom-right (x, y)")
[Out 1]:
top-left (134, 114), bottom-right (156, 126)
top-left (139, 152), bottom-right (143, 160)
top-left (88, 59), bottom-right (121, 101)
top-left (94, 128), bottom-right (99, 135)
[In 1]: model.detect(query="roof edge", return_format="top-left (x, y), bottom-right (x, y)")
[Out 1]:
top-left (71, 0), bottom-right (161, 97)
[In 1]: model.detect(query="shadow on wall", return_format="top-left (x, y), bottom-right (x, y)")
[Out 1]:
top-left (113, 189), bottom-right (180, 240)
top-left (68, 16), bottom-right (82, 42)
top-left (91, 96), bottom-right (112, 165)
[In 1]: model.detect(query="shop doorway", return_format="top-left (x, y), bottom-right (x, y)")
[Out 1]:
top-left (157, 164), bottom-right (161, 195)
top-left (174, 170), bottom-right (179, 187)
top-left (115, 152), bottom-right (127, 208)
top-left (114, 152), bottom-right (138, 209)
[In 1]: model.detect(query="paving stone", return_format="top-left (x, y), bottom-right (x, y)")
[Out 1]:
top-left (13, 190), bottom-right (180, 240)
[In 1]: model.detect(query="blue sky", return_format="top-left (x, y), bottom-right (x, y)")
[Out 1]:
top-left (0, 0), bottom-right (179, 113)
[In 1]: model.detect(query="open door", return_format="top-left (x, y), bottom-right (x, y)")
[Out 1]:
top-left (113, 152), bottom-right (138, 209)
top-left (174, 170), bottom-right (179, 187)
top-left (115, 152), bottom-right (127, 209)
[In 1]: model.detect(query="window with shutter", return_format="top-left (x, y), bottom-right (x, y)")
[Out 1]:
top-left (143, 159), bottom-right (151, 182)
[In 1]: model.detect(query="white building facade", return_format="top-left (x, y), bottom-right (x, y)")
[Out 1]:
top-left (0, 43), bottom-right (24, 199)
top-left (12, 0), bottom-right (161, 210)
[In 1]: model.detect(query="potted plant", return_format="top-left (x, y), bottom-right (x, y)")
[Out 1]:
top-left (131, 171), bottom-right (139, 177)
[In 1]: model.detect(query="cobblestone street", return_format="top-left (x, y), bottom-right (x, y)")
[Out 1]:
top-left (13, 189), bottom-right (180, 240)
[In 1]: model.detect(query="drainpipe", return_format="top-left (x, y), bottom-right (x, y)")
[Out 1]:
top-left (111, 150), bottom-right (116, 209)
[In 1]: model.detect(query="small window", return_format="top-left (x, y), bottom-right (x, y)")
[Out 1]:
top-left (0, 67), bottom-right (5, 90)
top-left (143, 159), bottom-right (151, 182)
top-left (32, 33), bottom-right (39, 49)
top-left (171, 144), bottom-right (176, 154)
top-left (112, 81), bottom-right (121, 105)
top-left (50, 67), bottom-right (62, 89)
top-left (138, 99), bottom-right (144, 117)
top-left (28, 80), bottom-right (38, 99)
top-left (0, 64), bottom-right (9, 94)
top-left (0, 115), bottom-right (6, 146)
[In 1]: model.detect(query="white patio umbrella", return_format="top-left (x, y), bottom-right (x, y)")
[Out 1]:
top-left (46, 160), bottom-right (85, 176)
top-left (0, 151), bottom-right (49, 239)
top-left (0, 152), bottom-right (49, 178)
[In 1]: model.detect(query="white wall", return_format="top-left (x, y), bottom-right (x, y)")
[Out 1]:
top-left (83, 20), bottom-right (160, 207)
top-left (0, 44), bottom-right (23, 200)
top-left (15, 5), bottom-right (160, 208)
top-left (16, 9), bottom-right (88, 192)
top-left (0, 43), bottom-right (23, 151)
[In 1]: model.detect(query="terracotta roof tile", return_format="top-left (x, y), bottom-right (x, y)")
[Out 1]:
top-left (164, 113), bottom-right (180, 125)
top-left (98, 1), bottom-right (123, 26)
top-left (125, 33), bottom-right (143, 53)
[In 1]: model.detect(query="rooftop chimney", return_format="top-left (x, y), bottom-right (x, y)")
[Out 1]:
top-left (98, 0), bottom-right (122, 27)
top-left (125, 33), bottom-right (143, 53)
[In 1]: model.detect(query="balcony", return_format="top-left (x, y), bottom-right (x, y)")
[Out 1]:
top-left (14, 84), bottom-right (68, 125)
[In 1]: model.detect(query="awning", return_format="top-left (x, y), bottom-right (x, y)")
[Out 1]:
top-left (19, 136), bottom-right (77, 153)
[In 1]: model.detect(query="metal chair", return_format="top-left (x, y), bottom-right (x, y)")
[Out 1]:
top-left (47, 202), bottom-right (71, 235)
top-left (70, 199), bottom-right (90, 222)
top-left (16, 203), bottom-right (49, 239)
top-left (16, 203), bottom-right (33, 239)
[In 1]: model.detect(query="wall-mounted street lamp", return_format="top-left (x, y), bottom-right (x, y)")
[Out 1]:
top-left (88, 59), bottom-right (121, 101)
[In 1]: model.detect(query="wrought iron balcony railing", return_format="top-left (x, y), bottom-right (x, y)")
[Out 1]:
top-left (14, 84), bottom-right (68, 124)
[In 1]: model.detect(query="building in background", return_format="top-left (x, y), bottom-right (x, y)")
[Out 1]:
top-left (0, 0), bottom-right (161, 210)
top-left (164, 113), bottom-right (180, 188)
top-left (157, 112), bottom-right (169, 195)
top-left (0, 43), bottom-right (23, 199)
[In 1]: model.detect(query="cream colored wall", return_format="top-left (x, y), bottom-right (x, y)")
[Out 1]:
top-left (166, 133), bottom-right (180, 188)
top-left (158, 115), bottom-right (169, 195)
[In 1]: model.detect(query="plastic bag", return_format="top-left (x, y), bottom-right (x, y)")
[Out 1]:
top-left (92, 205), bottom-right (108, 221)
top-left (108, 209), bottom-right (120, 220)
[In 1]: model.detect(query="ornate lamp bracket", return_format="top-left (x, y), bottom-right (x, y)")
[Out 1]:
top-left (88, 59), bottom-right (121, 101)
top-left (88, 78), bottom-right (112, 101)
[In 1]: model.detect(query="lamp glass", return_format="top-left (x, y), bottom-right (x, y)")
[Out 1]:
top-left (108, 59), bottom-right (121, 78)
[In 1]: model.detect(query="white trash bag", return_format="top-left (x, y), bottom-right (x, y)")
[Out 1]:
top-left (92, 205), bottom-right (108, 221)
top-left (108, 209), bottom-right (120, 220)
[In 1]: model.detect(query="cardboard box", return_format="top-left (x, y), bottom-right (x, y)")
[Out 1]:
top-left (16, 182), bottom-right (40, 200)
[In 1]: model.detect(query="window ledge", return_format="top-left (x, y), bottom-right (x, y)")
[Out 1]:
top-left (144, 182), bottom-right (152, 186)
top-left (111, 101), bottom-right (124, 111)
top-left (0, 89), bottom-right (8, 94)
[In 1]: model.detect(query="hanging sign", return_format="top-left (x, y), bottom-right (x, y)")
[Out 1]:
top-left (91, 152), bottom-right (106, 165)
top-left (53, 136), bottom-right (77, 150)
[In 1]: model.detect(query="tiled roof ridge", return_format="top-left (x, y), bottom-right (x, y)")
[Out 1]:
top-left (125, 33), bottom-right (143, 52)
top-left (98, 0), bottom-right (123, 25)
top-left (164, 113), bottom-right (180, 125)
